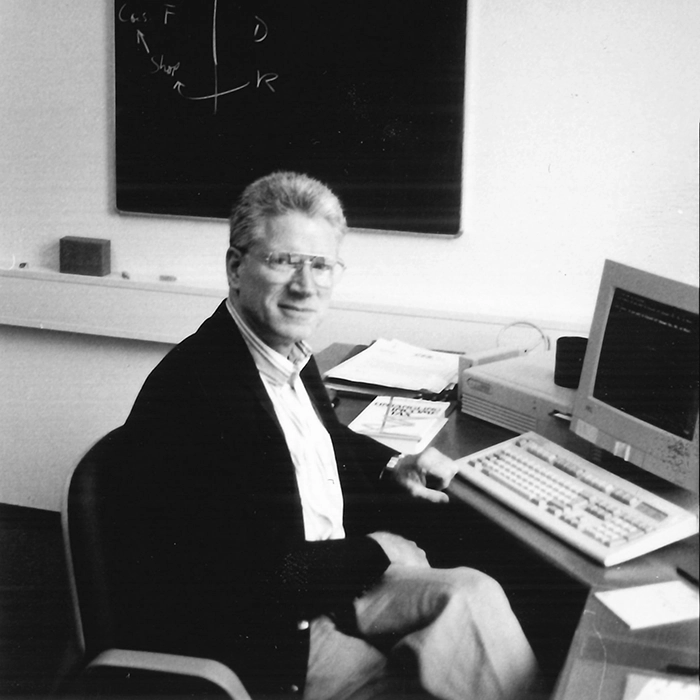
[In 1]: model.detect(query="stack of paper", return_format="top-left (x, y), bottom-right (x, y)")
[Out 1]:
top-left (348, 396), bottom-right (451, 453)
top-left (324, 339), bottom-right (459, 397)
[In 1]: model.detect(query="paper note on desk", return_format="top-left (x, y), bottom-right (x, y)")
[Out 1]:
top-left (324, 338), bottom-right (459, 393)
top-left (595, 580), bottom-right (699, 630)
top-left (622, 672), bottom-right (699, 700)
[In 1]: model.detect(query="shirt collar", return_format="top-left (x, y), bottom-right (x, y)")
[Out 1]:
top-left (226, 298), bottom-right (312, 387)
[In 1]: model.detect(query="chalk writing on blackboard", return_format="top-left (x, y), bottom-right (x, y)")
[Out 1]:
top-left (115, 1), bottom-right (467, 234)
top-left (117, 2), bottom-right (278, 113)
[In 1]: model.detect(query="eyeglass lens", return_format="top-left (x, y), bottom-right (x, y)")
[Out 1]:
top-left (265, 252), bottom-right (343, 286)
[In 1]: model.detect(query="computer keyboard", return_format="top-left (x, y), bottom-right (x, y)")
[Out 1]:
top-left (453, 432), bottom-right (699, 566)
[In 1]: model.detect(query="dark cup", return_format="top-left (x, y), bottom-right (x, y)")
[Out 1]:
top-left (554, 337), bottom-right (588, 389)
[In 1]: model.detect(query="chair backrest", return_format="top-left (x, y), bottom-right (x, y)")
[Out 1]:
top-left (61, 428), bottom-right (257, 699)
top-left (62, 427), bottom-right (136, 662)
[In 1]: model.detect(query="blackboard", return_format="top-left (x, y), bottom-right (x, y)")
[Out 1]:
top-left (115, 1), bottom-right (467, 235)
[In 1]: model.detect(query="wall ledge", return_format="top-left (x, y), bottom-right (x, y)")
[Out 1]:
top-left (0, 267), bottom-right (588, 349)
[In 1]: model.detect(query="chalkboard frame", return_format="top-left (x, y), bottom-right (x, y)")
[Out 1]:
top-left (115, 1), bottom-right (467, 236)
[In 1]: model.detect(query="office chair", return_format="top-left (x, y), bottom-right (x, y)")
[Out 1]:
top-left (59, 427), bottom-right (254, 699)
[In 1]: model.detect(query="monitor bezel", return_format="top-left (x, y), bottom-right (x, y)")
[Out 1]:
top-left (571, 260), bottom-right (699, 493)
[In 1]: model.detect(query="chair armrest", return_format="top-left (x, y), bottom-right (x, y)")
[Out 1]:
top-left (88, 648), bottom-right (253, 700)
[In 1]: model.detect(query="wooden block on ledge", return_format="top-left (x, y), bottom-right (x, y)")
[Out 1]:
top-left (59, 236), bottom-right (111, 277)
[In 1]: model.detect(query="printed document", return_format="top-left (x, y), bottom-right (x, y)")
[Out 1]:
top-left (324, 338), bottom-right (459, 394)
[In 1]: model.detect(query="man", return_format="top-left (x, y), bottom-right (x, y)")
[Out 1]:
top-left (123, 172), bottom-right (538, 699)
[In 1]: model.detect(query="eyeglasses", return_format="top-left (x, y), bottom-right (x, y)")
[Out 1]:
top-left (243, 248), bottom-right (346, 287)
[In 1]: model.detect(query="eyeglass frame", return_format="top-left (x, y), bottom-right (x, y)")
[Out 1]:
top-left (235, 246), bottom-right (346, 287)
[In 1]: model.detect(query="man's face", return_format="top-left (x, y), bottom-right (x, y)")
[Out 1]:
top-left (227, 212), bottom-right (342, 356)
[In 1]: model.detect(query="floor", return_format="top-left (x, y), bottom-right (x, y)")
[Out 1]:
top-left (0, 503), bottom-right (77, 698)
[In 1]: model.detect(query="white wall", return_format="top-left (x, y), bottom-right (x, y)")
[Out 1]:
top-left (1, 0), bottom-right (698, 510)
top-left (0, 325), bottom-right (170, 509)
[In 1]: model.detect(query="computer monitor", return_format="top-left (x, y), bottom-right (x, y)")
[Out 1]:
top-left (571, 260), bottom-right (699, 493)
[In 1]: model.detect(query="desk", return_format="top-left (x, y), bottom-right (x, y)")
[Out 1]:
top-left (317, 343), bottom-right (699, 700)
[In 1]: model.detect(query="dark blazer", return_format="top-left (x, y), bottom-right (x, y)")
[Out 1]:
top-left (120, 301), bottom-right (400, 694)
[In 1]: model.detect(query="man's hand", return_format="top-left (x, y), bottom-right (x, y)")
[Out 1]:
top-left (367, 531), bottom-right (430, 568)
top-left (389, 447), bottom-right (459, 504)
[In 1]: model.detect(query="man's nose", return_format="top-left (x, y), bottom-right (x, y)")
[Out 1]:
top-left (289, 261), bottom-right (315, 292)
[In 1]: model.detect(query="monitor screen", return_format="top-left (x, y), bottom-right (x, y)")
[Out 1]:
top-left (571, 260), bottom-right (699, 492)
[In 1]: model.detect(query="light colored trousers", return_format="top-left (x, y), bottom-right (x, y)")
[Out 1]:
top-left (303, 565), bottom-right (539, 700)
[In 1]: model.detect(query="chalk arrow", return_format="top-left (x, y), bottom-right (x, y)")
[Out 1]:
top-left (174, 81), bottom-right (251, 100)
top-left (136, 30), bottom-right (150, 54)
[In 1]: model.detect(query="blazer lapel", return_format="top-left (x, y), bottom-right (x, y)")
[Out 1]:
top-left (197, 302), bottom-right (282, 429)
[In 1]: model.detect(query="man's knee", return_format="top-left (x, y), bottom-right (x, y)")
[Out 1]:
top-left (440, 567), bottom-right (510, 609)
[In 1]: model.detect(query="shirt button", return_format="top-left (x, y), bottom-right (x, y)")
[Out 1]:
top-left (297, 619), bottom-right (310, 631)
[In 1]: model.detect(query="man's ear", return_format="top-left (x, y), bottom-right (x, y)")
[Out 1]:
top-left (226, 246), bottom-right (244, 291)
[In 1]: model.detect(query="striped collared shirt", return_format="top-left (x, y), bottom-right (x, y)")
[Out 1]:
top-left (226, 299), bottom-right (345, 541)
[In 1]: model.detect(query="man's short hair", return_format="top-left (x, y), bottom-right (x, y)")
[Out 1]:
top-left (229, 171), bottom-right (347, 249)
